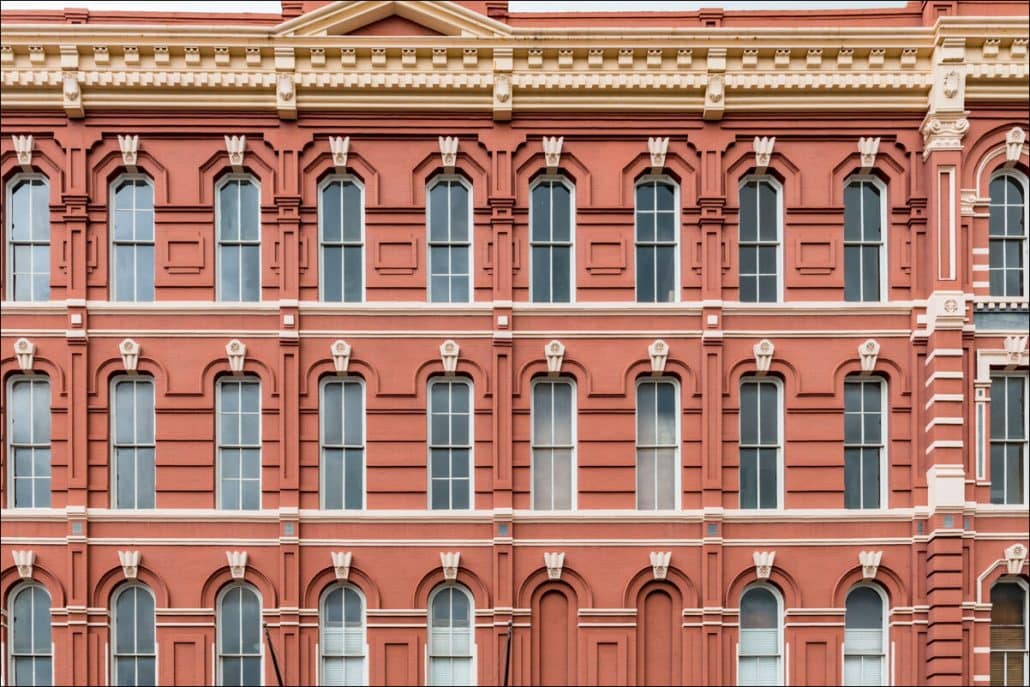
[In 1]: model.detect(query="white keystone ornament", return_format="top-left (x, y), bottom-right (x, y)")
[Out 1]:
top-left (544, 552), bottom-right (565, 580)
top-left (226, 551), bottom-right (248, 579)
top-left (440, 340), bottom-right (460, 375)
top-left (858, 137), bottom-right (880, 171)
top-left (648, 339), bottom-right (669, 375)
top-left (753, 136), bottom-right (775, 172)
top-left (118, 134), bottom-right (139, 169)
top-left (1005, 543), bottom-right (1027, 575)
top-left (859, 339), bottom-right (880, 374)
top-left (224, 135), bottom-right (246, 170)
top-left (120, 338), bottom-right (140, 374)
top-left (119, 550), bottom-right (141, 580)
top-left (329, 136), bottom-right (350, 171)
top-left (648, 137), bottom-right (670, 172)
top-left (331, 551), bottom-right (352, 580)
top-left (331, 340), bottom-right (352, 374)
top-left (753, 339), bottom-right (774, 375)
top-left (859, 550), bottom-right (883, 579)
top-left (546, 340), bottom-right (566, 376)
top-left (753, 551), bottom-right (775, 579)
top-left (1006, 127), bottom-right (1026, 165)
top-left (226, 339), bottom-right (246, 374)
top-left (438, 136), bottom-right (459, 171)
top-left (440, 552), bottom-right (461, 581)
top-left (12, 134), bottom-right (34, 169)
top-left (1004, 335), bottom-right (1028, 366)
top-left (12, 550), bottom-right (35, 579)
top-left (14, 337), bottom-right (35, 372)
top-left (650, 551), bottom-right (672, 580)
top-left (542, 136), bottom-right (564, 171)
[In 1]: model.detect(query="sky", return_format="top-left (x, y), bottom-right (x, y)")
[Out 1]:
top-left (2, 0), bottom-right (910, 13)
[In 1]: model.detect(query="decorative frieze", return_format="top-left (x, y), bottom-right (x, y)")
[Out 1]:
top-left (331, 551), bottom-right (353, 580)
top-left (859, 550), bottom-right (882, 579)
top-left (440, 340), bottom-right (460, 375)
top-left (753, 551), bottom-right (775, 579)
top-left (120, 338), bottom-right (140, 373)
top-left (119, 550), bottom-right (141, 580)
top-left (650, 551), bottom-right (671, 580)
top-left (545, 340), bottom-right (565, 376)
top-left (440, 552), bottom-right (461, 581)
top-left (544, 551), bottom-right (565, 580)
top-left (331, 339), bottom-right (352, 374)
top-left (14, 337), bottom-right (35, 372)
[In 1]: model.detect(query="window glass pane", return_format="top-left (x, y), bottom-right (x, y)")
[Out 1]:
top-left (220, 245), bottom-right (240, 301)
top-left (323, 245), bottom-right (342, 302)
top-left (239, 181), bottom-right (259, 241)
top-left (844, 449), bottom-right (862, 509)
top-left (532, 184), bottom-right (551, 242)
top-left (449, 183), bottom-right (469, 242)
top-left (637, 246), bottom-right (654, 302)
top-left (758, 448), bottom-right (777, 508)
top-left (552, 183), bottom-right (571, 242)
top-left (342, 181), bottom-right (362, 243)
top-left (322, 182), bottom-right (342, 243)
top-left (846, 587), bottom-right (883, 629)
top-left (241, 245), bottom-right (260, 301)
top-left (740, 448), bottom-right (757, 509)
top-left (637, 211), bottom-right (655, 242)
top-left (345, 449), bottom-right (363, 509)
top-left (324, 450), bottom-right (343, 510)
top-left (636, 182), bottom-right (654, 212)
top-left (740, 182), bottom-right (757, 242)
top-left (758, 383), bottom-right (777, 444)
top-left (219, 182), bottom-right (239, 241)
top-left (344, 382), bottom-right (363, 444)
top-left (323, 383), bottom-right (343, 445)
top-left (741, 588), bottom-right (778, 629)
top-left (656, 247), bottom-right (675, 302)
top-left (221, 588), bottom-right (241, 653)
top-left (343, 246), bottom-right (362, 302)
top-left (552, 246), bottom-right (571, 303)
top-left (429, 182), bottom-right (449, 242)
top-left (844, 182), bottom-right (862, 241)
top-left (240, 588), bottom-right (261, 653)
top-left (757, 181), bottom-right (777, 242)
top-left (10, 180), bottom-right (31, 241)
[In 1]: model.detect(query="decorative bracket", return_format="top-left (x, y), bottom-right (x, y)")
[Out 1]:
top-left (542, 136), bottom-right (564, 172)
top-left (12, 134), bottom-right (33, 170)
top-left (226, 339), bottom-right (246, 375)
top-left (648, 137), bottom-right (670, 172)
top-left (118, 134), bottom-right (139, 171)
top-left (650, 551), bottom-right (671, 580)
top-left (224, 135), bottom-right (246, 171)
top-left (545, 340), bottom-right (565, 376)
top-left (859, 550), bottom-right (882, 579)
top-left (12, 550), bottom-right (35, 579)
top-left (858, 137), bottom-right (880, 172)
top-left (440, 552), bottom-right (461, 581)
top-left (63, 72), bottom-right (83, 118)
top-left (329, 136), bottom-right (350, 172)
top-left (120, 338), bottom-right (140, 374)
top-left (753, 551), bottom-right (775, 579)
top-left (438, 136), bottom-right (459, 172)
top-left (648, 339), bottom-right (669, 375)
top-left (753, 339), bottom-right (774, 375)
top-left (226, 551), bottom-right (248, 579)
top-left (14, 337), bottom-right (35, 372)
top-left (119, 550), bottom-right (141, 580)
top-left (544, 551), bottom-right (565, 580)
top-left (753, 136), bottom-right (775, 172)
top-left (331, 551), bottom-right (352, 580)
top-left (1006, 127), bottom-right (1026, 165)
top-left (859, 339), bottom-right (880, 374)
top-left (1005, 543), bottom-right (1027, 575)
top-left (440, 340), bottom-right (460, 375)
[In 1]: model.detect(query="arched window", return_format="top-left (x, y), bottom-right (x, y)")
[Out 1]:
top-left (843, 176), bottom-right (886, 302)
top-left (844, 585), bottom-right (887, 686)
top-left (7, 376), bottom-right (51, 508)
top-left (427, 176), bottom-right (472, 304)
top-left (216, 176), bottom-right (261, 302)
top-left (991, 581), bottom-right (1028, 686)
top-left (739, 377), bottom-right (782, 510)
top-left (530, 176), bottom-right (574, 303)
top-left (738, 585), bottom-right (782, 686)
top-left (989, 170), bottom-right (1028, 298)
top-left (112, 376), bottom-right (156, 509)
top-left (738, 176), bottom-right (781, 303)
top-left (217, 584), bottom-right (262, 687)
top-left (8, 583), bottom-right (52, 686)
top-left (110, 175), bottom-right (155, 302)
top-left (321, 378), bottom-right (365, 510)
top-left (636, 378), bottom-right (679, 510)
top-left (5, 175), bottom-right (50, 302)
top-left (217, 377), bottom-right (262, 510)
top-left (635, 176), bottom-right (678, 303)
top-left (320, 585), bottom-right (367, 686)
top-left (428, 378), bottom-right (473, 510)
top-left (531, 378), bottom-right (576, 510)
top-left (844, 377), bottom-right (887, 509)
top-left (112, 584), bottom-right (156, 686)
top-left (319, 176), bottom-right (364, 303)
top-left (428, 585), bottom-right (475, 686)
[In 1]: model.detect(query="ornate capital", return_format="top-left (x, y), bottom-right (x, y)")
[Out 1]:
top-left (920, 112), bottom-right (969, 159)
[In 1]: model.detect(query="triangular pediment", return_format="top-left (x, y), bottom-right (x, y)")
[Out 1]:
top-left (275, 0), bottom-right (511, 38)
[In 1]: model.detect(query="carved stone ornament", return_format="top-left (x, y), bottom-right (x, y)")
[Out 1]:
top-left (224, 135), bottom-right (246, 169)
top-left (226, 550), bottom-right (248, 579)
top-left (440, 339), bottom-right (460, 375)
top-left (329, 135), bottom-right (350, 171)
top-left (62, 72), bottom-right (80, 102)
top-left (921, 114), bottom-right (969, 159)
top-left (858, 136), bottom-right (880, 171)
top-left (438, 136), bottom-right (459, 171)
top-left (648, 339), bottom-right (669, 375)
top-left (440, 552), bottom-right (461, 581)
top-left (859, 550), bottom-right (883, 579)
top-left (545, 340), bottom-right (566, 376)
top-left (226, 339), bottom-right (246, 374)
top-left (753, 339), bottom-right (774, 375)
top-left (277, 73), bottom-right (294, 102)
top-left (14, 337), bottom-right (35, 372)
top-left (707, 74), bottom-right (724, 103)
top-left (119, 338), bottom-right (140, 374)
top-left (1004, 334), bottom-right (1028, 366)
top-left (544, 551), bottom-right (565, 580)
top-left (331, 551), bottom-right (352, 580)
top-left (1004, 543), bottom-right (1027, 575)
top-left (648, 137), bottom-right (669, 171)
top-left (753, 136), bottom-right (775, 171)
top-left (942, 70), bottom-right (960, 98)
top-left (542, 136), bottom-right (564, 171)
top-left (118, 134), bottom-right (139, 169)
top-left (494, 73), bottom-right (511, 103)
top-left (119, 550), bottom-right (141, 580)
top-left (859, 339), bottom-right (880, 374)
top-left (12, 550), bottom-right (35, 579)
top-left (753, 551), bottom-right (775, 579)
top-left (1006, 127), bottom-right (1026, 164)
top-left (12, 134), bottom-right (33, 169)
top-left (650, 551), bottom-right (672, 580)
top-left (331, 339), bottom-right (352, 374)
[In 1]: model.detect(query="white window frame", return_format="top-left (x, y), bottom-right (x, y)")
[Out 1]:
top-left (319, 376), bottom-right (367, 511)
top-left (635, 376), bottom-right (682, 511)
top-left (7, 581), bottom-right (53, 687)
top-left (427, 377), bottom-right (475, 511)
top-left (530, 376), bottom-right (578, 511)
top-left (109, 173), bottom-right (156, 303)
top-left (739, 376), bottom-right (784, 510)
top-left (842, 583), bottom-right (889, 687)
top-left (317, 174), bottom-right (365, 303)
top-left (633, 174), bottom-right (681, 304)
top-left (843, 376), bottom-right (889, 510)
top-left (737, 582), bottom-right (784, 687)
top-left (6, 374), bottom-right (51, 509)
top-left (318, 583), bottom-right (369, 687)
top-left (111, 583), bottom-right (158, 687)
top-left (990, 577), bottom-right (1029, 687)
top-left (110, 375), bottom-right (157, 510)
top-left (737, 175), bottom-right (784, 304)
top-left (426, 174), bottom-right (474, 304)
top-left (426, 584), bottom-right (477, 687)
top-left (988, 169), bottom-right (1030, 299)
top-left (215, 377), bottom-right (262, 511)
top-left (215, 174), bottom-right (262, 303)
top-left (989, 371), bottom-right (1030, 506)
top-left (842, 175), bottom-right (888, 303)
top-left (528, 174), bottom-right (576, 304)
top-left (216, 583), bottom-right (264, 687)
top-left (4, 173), bottom-right (50, 303)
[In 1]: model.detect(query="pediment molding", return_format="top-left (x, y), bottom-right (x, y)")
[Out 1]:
top-left (274, 0), bottom-right (512, 38)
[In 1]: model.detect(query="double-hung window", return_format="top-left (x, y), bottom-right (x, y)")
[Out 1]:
top-left (428, 586), bottom-right (475, 686)
top-left (429, 379), bottom-right (472, 510)
top-left (217, 585), bottom-right (262, 687)
top-left (530, 177), bottom-right (573, 303)
top-left (990, 374), bottom-right (1028, 505)
top-left (9, 584), bottom-right (52, 687)
top-left (428, 177), bottom-right (471, 303)
top-left (636, 379), bottom-right (679, 510)
top-left (738, 177), bottom-right (781, 303)
top-left (321, 379), bottom-right (364, 510)
top-left (7, 377), bottom-right (51, 508)
top-left (112, 377), bottom-right (156, 509)
top-left (218, 378), bottom-right (261, 510)
top-left (111, 176), bottom-right (155, 301)
top-left (844, 586), bottom-right (887, 686)
top-left (739, 586), bottom-right (783, 686)
top-left (217, 177), bottom-right (261, 302)
top-left (320, 585), bottom-right (367, 686)
top-left (320, 177), bottom-right (363, 302)
top-left (6, 175), bottom-right (50, 302)
top-left (739, 379), bottom-right (781, 509)
top-left (112, 585), bottom-right (157, 687)
top-left (844, 378), bottom-right (885, 509)
top-left (635, 177), bottom-right (678, 303)
top-left (989, 171), bottom-right (1028, 298)
top-left (990, 581), bottom-right (1028, 686)
top-left (843, 177), bottom-right (885, 302)
top-left (531, 379), bottom-right (575, 510)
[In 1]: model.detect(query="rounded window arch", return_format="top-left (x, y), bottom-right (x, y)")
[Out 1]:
top-left (111, 582), bottom-right (157, 686)
top-left (842, 175), bottom-right (887, 302)
top-left (5, 173), bottom-right (50, 302)
top-left (988, 169), bottom-right (1029, 299)
top-left (634, 174), bottom-right (679, 303)
top-left (738, 583), bottom-right (783, 686)
top-left (215, 174), bottom-right (261, 302)
top-left (319, 583), bottom-right (367, 686)
top-left (216, 582), bottom-right (263, 687)
top-left (426, 174), bottom-right (473, 304)
top-left (7, 582), bottom-right (53, 687)
top-left (109, 173), bottom-right (155, 302)
top-left (844, 583), bottom-right (888, 686)
top-left (428, 584), bottom-right (475, 686)
top-left (318, 174), bottom-right (365, 303)
top-left (990, 578), bottom-right (1028, 687)
top-left (529, 174), bottom-right (575, 304)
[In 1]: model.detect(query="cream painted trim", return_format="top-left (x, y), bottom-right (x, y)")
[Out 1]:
top-left (925, 348), bottom-right (965, 363)
top-left (925, 394), bottom-right (964, 409)
top-left (925, 371), bottom-right (964, 387)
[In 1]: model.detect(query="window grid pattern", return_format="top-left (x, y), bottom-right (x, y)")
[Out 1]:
top-left (429, 380), bottom-right (472, 510)
top-left (844, 379), bottom-right (884, 510)
top-left (739, 587), bottom-right (781, 687)
top-left (113, 585), bottom-right (156, 687)
top-left (321, 380), bottom-right (364, 510)
top-left (428, 178), bottom-right (471, 303)
top-left (217, 178), bottom-right (261, 302)
top-left (739, 178), bottom-right (779, 303)
top-left (111, 178), bottom-right (155, 302)
top-left (636, 380), bottom-right (678, 510)
top-left (739, 380), bottom-right (780, 510)
top-left (989, 172), bottom-right (1027, 298)
top-left (843, 179), bottom-right (884, 302)
top-left (113, 378), bottom-right (156, 509)
top-left (990, 375), bottom-right (1027, 505)
top-left (843, 587), bottom-right (885, 687)
top-left (218, 585), bottom-right (262, 687)
top-left (990, 582), bottom-right (1027, 687)
top-left (530, 178), bottom-right (573, 303)
top-left (635, 179), bottom-right (677, 303)
top-left (428, 587), bottom-right (474, 686)
top-left (321, 586), bottom-right (366, 686)
top-left (218, 379), bottom-right (261, 511)
top-left (7, 177), bottom-right (50, 302)
top-left (8, 378), bottom-right (51, 508)
top-left (532, 380), bottom-right (575, 510)
top-left (320, 179), bottom-right (363, 303)
top-left (10, 584), bottom-right (52, 687)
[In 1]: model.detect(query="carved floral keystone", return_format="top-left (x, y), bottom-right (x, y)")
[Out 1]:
top-left (753, 551), bottom-right (775, 579)
top-left (331, 551), bottom-right (352, 580)
top-left (650, 551), bottom-right (672, 580)
top-left (546, 340), bottom-right (566, 375)
top-left (120, 338), bottom-right (140, 373)
top-left (119, 550), bottom-right (141, 580)
top-left (226, 551), bottom-right (248, 579)
top-left (331, 340), bottom-right (352, 374)
top-left (440, 340), bottom-right (460, 375)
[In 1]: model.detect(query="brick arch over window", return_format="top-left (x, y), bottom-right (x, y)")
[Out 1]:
top-left (299, 358), bottom-right (378, 399)
top-left (1, 357), bottom-right (66, 397)
top-left (634, 580), bottom-right (685, 687)
top-left (967, 123), bottom-right (1030, 196)
top-left (199, 560), bottom-right (278, 609)
top-left (411, 141), bottom-right (490, 208)
top-left (622, 359), bottom-right (698, 399)
top-left (620, 144), bottom-right (700, 208)
top-left (514, 357), bottom-right (589, 399)
top-left (724, 139), bottom-right (801, 208)
top-left (831, 563), bottom-right (908, 608)
top-left (302, 564), bottom-right (382, 610)
top-left (88, 357), bottom-right (169, 399)
top-left (1, 136), bottom-right (66, 197)
top-left (413, 354), bottom-right (491, 399)
top-left (726, 563), bottom-right (802, 609)
top-left (828, 141), bottom-right (909, 206)
top-left (299, 139), bottom-right (381, 207)
top-left (197, 137), bottom-right (278, 206)
top-left (513, 143), bottom-right (593, 208)
top-left (91, 562), bottom-right (172, 608)
top-left (516, 564), bottom-right (593, 608)
top-left (725, 358), bottom-right (800, 401)
top-left (976, 547), bottom-right (1030, 605)
top-left (199, 352), bottom-right (279, 398)
top-left (830, 357), bottom-right (909, 400)
top-left (530, 580), bottom-right (580, 687)
top-left (412, 562), bottom-right (491, 610)
top-left (88, 140), bottom-right (170, 207)
top-left (0, 558), bottom-right (67, 609)
top-left (622, 562), bottom-right (699, 609)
